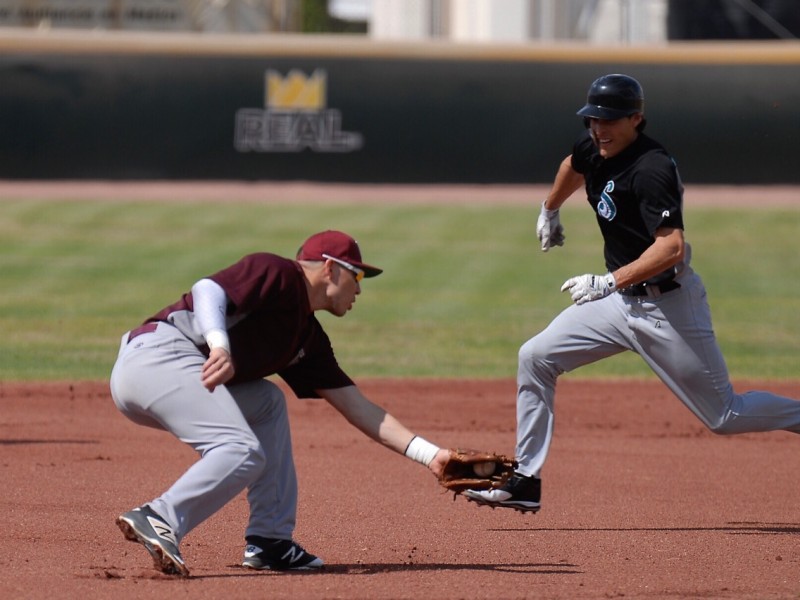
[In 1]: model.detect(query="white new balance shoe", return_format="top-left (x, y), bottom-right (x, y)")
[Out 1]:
top-left (463, 473), bottom-right (542, 513)
top-left (117, 505), bottom-right (189, 576)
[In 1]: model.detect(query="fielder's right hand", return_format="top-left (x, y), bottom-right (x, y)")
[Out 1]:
top-left (201, 347), bottom-right (235, 392)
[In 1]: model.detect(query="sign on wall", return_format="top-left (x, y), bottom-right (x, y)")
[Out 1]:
top-left (0, 0), bottom-right (187, 29)
top-left (0, 0), bottom-right (276, 31)
top-left (235, 69), bottom-right (364, 154)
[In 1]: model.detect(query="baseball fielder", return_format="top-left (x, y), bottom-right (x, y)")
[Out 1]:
top-left (465, 74), bottom-right (800, 512)
top-left (111, 230), bottom-right (451, 576)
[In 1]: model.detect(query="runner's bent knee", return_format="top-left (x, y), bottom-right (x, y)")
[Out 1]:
top-left (519, 337), bottom-right (561, 381)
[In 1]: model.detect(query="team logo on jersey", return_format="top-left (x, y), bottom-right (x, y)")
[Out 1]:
top-left (597, 180), bottom-right (618, 221)
top-left (287, 348), bottom-right (305, 366)
top-left (234, 69), bottom-right (363, 153)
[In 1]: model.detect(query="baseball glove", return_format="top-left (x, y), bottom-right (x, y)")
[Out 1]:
top-left (438, 448), bottom-right (517, 494)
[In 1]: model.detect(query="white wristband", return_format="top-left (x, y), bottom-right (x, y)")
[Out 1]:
top-left (205, 328), bottom-right (231, 353)
top-left (404, 436), bottom-right (440, 466)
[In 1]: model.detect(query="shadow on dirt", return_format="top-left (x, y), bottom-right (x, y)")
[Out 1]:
top-left (492, 523), bottom-right (800, 535)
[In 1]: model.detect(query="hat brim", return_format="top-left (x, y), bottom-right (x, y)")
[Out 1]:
top-left (354, 263), bottom-right (383, 278)
top-left (576, 104), bottom-right (638, 120)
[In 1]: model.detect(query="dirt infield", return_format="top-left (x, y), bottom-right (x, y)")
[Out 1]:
top-left (3, 378), bottom-right (800, 600)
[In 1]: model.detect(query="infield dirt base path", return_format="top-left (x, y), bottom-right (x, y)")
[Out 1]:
top-left (1, 181), bottom-right (798, 207)
top-left (3, 378), bottom-right (800, 600)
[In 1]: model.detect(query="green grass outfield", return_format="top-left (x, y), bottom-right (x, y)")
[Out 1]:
top-left (1, 197), bottom-right (797, 381)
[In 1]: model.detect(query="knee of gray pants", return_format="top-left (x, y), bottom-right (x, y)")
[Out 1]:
top-left (518, 337), bottom-right (560, 381)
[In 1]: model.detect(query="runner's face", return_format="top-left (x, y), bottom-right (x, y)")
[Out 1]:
top-left (588, 114), bottom-right (642, 158)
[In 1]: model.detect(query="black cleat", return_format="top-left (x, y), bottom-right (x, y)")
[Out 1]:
top-left (242, 537), bottom-right (324, 571)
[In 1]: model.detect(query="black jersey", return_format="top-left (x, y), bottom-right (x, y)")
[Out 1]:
top-left (571, 129), bottom-right (685, 284)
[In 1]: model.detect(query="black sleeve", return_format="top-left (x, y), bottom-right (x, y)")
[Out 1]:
top-left (632, 152), bottom-right (685, 236)
top-left (570, 130), bottom-right (596, 175)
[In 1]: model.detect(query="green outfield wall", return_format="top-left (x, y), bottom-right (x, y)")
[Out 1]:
top-left (0, 32), bottom-right (797, 184)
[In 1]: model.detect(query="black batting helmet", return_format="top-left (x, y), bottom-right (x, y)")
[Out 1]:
top-left (576, 74), bottom-right (644, 120)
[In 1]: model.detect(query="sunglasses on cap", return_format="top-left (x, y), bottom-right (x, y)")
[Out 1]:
top-left (322, 253), bottom-right (364, 282)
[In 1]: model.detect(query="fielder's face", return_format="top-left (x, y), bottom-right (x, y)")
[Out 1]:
top-left (324, 261), bottom-right (361, 317)
top-left (588, 113), bottom-right (643, 159)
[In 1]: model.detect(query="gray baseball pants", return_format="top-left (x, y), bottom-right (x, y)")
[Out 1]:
top-left (110, 322), bottom-right (297, 544)
top-left (516, 267), bottom-right (800, 478)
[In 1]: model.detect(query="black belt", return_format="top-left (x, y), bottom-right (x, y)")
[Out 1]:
top-left (618, 280), bottom-right (681, 298)
top-left (127, 322), bottom-right (158, 344)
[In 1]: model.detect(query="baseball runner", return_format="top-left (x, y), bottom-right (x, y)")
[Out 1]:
top-left (464, 74), bottom-right (800, 513)
top-left (110, 230), bottom-right (451, 576)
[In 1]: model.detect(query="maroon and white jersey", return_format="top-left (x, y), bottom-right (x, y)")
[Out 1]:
top-left (145, 252), bottom-right (354, 397)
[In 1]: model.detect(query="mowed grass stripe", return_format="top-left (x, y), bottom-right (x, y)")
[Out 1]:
top-left (0, 199), bottom-right (797, 380)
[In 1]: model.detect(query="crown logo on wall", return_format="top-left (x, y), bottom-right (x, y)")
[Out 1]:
top-left (265, 69), bottom-right (326, 111)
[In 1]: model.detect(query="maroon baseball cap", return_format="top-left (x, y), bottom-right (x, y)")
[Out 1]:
top-left (296, 230), bottom-right (383, 278)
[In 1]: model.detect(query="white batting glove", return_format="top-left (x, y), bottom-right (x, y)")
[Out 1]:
top-left (536, 201), bottom-right (565, 252)
top-left (561, 273), bottom-right (616, 305)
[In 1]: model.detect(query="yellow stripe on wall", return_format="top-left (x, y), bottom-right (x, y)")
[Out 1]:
top-left (0, 29), bottom-right (798, 65)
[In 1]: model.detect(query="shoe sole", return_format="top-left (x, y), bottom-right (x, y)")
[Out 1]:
top-left (117, 516), bottom-right (190, 577)
top-left (242, 558), bottom-right (324, 571)
top-left (464, 495), bottom-right (541, 514)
